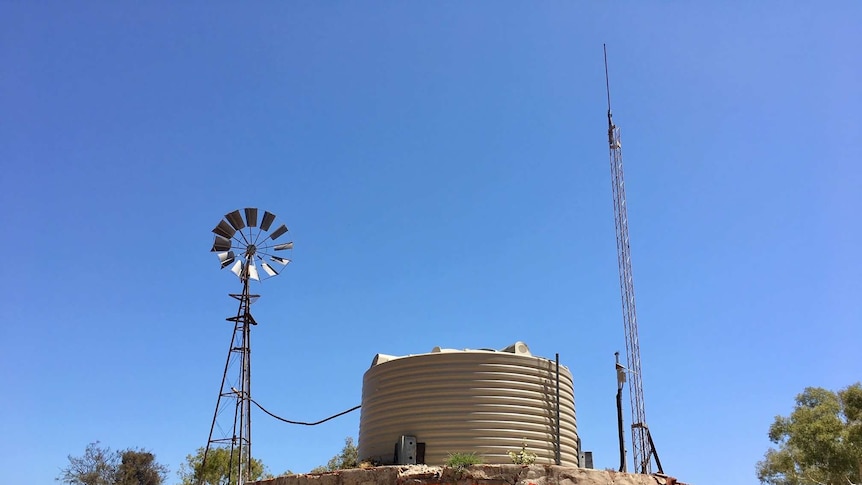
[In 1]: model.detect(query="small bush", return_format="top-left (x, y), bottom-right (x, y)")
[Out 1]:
top-left (507, 442), bottom-right (537, 465)
top-left (445, 452), bottom-right (482, 470)
top-left (310, 437), bottom-right (358, 473)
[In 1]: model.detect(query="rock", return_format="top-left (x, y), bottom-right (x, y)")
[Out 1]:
top-left (252, 465), bottom-right (687, 485)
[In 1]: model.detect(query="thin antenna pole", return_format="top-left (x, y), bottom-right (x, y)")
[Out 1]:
top-left (604, 44), bottom-right (617, 149)
top-left (603, 44), bottom-right (612, 114)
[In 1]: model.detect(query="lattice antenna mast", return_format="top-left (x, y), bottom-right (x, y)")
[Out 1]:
top-left (604, 46), bottom-right (656, 475)
top-left (202, 209), bottom-right (293, 485)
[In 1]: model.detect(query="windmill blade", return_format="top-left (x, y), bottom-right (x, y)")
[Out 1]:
top-left (270, 256), bottom-right (291, 266)
top-left (248, 261), bottom-right (260, 281)
top-left (260, 211), bottom-right (276, 231)
top-left (273, 242), bottom-right (294, 251)
top-left (261, 262), bottom-right (278, 277)
top-left (213, 220), bottom-right (236, 239)
top-left (211, 235), bottom-right (232, 252)
top-left (244, 208), bottom-right (258, 227)
top-left (230, 260), bottom-right (244, 278)
top-left (225, 210), bottom-right (246, 231)
top-left (268, 224), bottom-right (288, 241)
top-left (218, 251), bottom-right (236, 269)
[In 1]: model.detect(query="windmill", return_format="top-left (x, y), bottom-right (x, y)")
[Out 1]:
top-left (201, 208), bottom-right (292, 485)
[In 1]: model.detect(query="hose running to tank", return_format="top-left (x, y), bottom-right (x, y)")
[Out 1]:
top-left (230, 387), bottom-right (361, 426)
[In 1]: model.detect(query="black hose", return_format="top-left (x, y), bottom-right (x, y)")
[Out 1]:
top-left (249, 396), bottom-right (361, 426)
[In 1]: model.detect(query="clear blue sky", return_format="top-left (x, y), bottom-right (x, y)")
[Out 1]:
top-left (2, 3), bottom-right (860, 485)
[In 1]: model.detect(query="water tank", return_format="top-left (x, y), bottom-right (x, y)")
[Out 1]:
top-left (358, 342), bottom-right (578, 466)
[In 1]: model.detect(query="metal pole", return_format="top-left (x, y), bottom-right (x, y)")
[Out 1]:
top-left (237, 271), bottom-right (252, 485)
top-left (646, 427), bottom-right (663, 474)
top-left (615, 352), bottom-right (627, 472)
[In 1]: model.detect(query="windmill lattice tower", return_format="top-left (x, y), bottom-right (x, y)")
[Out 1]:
top-left (201, 208), bottom-right (292, 485)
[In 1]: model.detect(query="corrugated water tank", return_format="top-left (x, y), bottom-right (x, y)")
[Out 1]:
top-left (358, 342), bottom-right (578, 466)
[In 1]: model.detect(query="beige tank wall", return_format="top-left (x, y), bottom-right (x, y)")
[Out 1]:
top-left (358, 350), bottom-right (578, 466)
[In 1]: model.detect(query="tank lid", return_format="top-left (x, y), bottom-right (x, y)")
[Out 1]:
top-left (371, 341), bottom-right (533, 367)
top-left (503, 341), bottom-right (532, 355)
top-left (370, 353), bottom-right (398, 366)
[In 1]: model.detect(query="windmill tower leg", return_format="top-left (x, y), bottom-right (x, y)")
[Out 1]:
top-left (201, 274), bottom-right (258, 485)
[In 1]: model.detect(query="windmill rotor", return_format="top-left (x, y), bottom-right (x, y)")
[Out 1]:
top-left (210, 208), bottom-right (293, 282)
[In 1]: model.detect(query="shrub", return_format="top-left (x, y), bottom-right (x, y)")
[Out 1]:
top-left (309, 437), bottom-right (358, 473)
top-left (445, 452), bottom-right (482, 470)
top-left (507, 442), bottom-right (537, 465)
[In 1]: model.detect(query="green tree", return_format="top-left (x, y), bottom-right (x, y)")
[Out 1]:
top-left (115, 449), bottom-right (168, 485)
top-left (309, 437), bottom-right (358, 473)
top-left (756, 383), bottom-right (862, 485)
top-left (178, 447), bottom-right (269, 485)
top-left (57, 442), bottom-right (168, 485)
